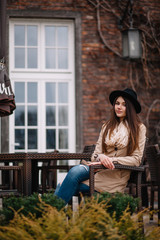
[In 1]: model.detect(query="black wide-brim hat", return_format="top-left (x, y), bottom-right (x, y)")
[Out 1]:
top-left (109, 88), bottom-right (141, 113)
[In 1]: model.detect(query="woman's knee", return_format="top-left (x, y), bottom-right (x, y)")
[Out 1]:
top-left (67, 165), bottom-right (90, 182)
top-left (69, 164), bottom-right (89, 175)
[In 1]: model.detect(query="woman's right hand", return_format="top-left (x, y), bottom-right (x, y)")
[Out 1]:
top-left (98, 154), bottom-right (115, 170)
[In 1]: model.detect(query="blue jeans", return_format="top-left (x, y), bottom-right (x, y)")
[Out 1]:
top-left (54, 164), bottom-right (90, 204)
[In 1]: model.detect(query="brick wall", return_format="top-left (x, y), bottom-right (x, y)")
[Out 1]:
top-left (7, 0), bottom-right (160, 147)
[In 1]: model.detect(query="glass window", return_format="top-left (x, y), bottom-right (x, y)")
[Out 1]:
top-left (58, 83), bottom-right (68, 103)
top-left (15, 82), bottom-right (25, 103)
top-left (28, 129), bottom-right (37, 149)
top-left (15, 48), bottom-right (25, 68)
top-left (45, 26), bottom-right (56, 46)
top-left (10, 20), bottom-right (74, 156)
top-left (14, 25), bottom-right (38, 69)
top-left (46, 83), bottom-right (56, 103)
top-left (57, 27), bottom-right (68, 47)
top-left (46, 106), bottom-right (56, 126)
top-left (27, 48), bottom-right (37, 68)
top-left (14, 24), bottom-right (69, 70)
top-left (15, 106), bottom-right (25, 126)
top-left (27, 82), bottom-right (37, 103)
top-left (45, 49), bottom-right (56, 69)
top-left (27, 26), bottom-right (37, 46)
top-left (58, 49), bottom-right (68, 69)
top-left (59, 129), bottom-right (68, 149)
top-left (14, 25), bottom-right (25, 46)
top-left (15, 129), bottom-right (25, 149)
top-left (45, 25), bottom-right (68, 69)
top-left (28, 106), bottom-right (37, 126)
top-left (58, 106), bottom-right (68, 126)
top-left (46, 129), bottom-right (56, 149)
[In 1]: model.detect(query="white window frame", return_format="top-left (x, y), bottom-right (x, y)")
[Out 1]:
top-left (9, 18), bottom-right (76, 155)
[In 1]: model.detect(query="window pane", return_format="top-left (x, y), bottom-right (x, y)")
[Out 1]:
top-left (46, 83), bottom-right (55, 103)
top-left (27, 82), bottom-right (37, 103)
top-left (15, 129), bottom-right (25, 150)
top-left (58, 83), bottom-right (68, 103)
top-left (27, 48), bottom-right (37, 68)
top-left (45, 26), bottom-right (56, 46)
top-left (15, 25), bottom-right (25, 46)
top-left (15, 48), bottom-right (25, 68)
top-left (46, 129), bottom-right (56, 149)
top-left (46, 106), bottom-right (55, 126)
top-left (15, 106), bottom-right (25, 126)
top-left (28, 106), bottom-right (37, 126)
top-left (15, 82), bottom-right (25, 103)
top-left (57, 27), bottom-right (68, 47)
top-left (45, 49), bottom-right (56, 69)
top-left (59, 129), bottom-right (68, 149)
top-left (27, 25), bottom-right (37, 46)
top-left (28, 129), bottom-right (37, 149)
top-left (58, 106), bottom-right (68, 126)
top-left (58, 49), bottom-right (68, 69)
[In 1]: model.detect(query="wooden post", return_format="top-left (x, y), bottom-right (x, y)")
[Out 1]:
top-left (0, 0), bottom-right (6, 60)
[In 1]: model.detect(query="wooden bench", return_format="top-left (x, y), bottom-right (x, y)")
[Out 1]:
top-left (0, 160), bottom-right (24, 198)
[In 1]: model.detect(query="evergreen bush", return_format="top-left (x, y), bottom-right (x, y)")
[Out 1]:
top-left (0, 198), bottom-right (159, 240)
top-left (0, 192), bottom-right (65, 225)
top-left (0, 192), bottom-right (139, 225)
top-left (93, 192), bottom-right (139, 220)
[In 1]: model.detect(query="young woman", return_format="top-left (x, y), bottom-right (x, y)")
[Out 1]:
top-left (54, 88), bottom-right (146, 204)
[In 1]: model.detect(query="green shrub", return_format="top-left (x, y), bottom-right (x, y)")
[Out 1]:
top-left (0, 198), bottom-right (159, 240)
top-left (93, 192), bottom-right (139, 220)
top-left (0, 192), bottom-right (139, 226)
top-left (0, 192), bottom-right (65, 225)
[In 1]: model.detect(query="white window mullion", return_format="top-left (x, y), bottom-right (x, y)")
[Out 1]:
top-left (25, 26), bottom-right (27, 69)
top-left (25, 81), bottom-right (27, 151)
top-left (38, 81), bottom-right (46, 152)
top-left (55, 82), bottom-right (58, 151)
top-left (39, 23), bottom-right (42, 71)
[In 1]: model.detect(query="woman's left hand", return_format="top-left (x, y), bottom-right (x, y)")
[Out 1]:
top-left (88, 162), bottom-right (102, 165)
top-left (87, 161), bottom-right (102, 172)
top-left (98, 154), bottom-right (115, 170)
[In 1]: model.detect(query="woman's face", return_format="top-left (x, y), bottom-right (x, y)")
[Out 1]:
top-left (114, 96), bottom-right (126, 121)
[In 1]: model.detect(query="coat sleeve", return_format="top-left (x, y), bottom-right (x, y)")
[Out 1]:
top-left (111, 124), bottom-right (146, 166)
top-left (91, 125), bottom-right (105, 161)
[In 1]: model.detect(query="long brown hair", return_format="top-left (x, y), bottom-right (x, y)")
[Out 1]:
top-left (102, 96), bottom-right (142, 155)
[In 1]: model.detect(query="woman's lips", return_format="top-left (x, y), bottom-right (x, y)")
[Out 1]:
top-left (116, 110), bottom-right (122, 114)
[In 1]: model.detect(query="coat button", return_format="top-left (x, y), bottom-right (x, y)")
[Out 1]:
top-left (115, 147), bottom-right (118, 151)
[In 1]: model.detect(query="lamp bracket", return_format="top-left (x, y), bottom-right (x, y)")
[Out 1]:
top-left (118, 0), bottom-right (134, 29)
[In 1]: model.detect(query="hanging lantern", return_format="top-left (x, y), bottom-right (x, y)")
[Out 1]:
top-left (122, 28), bottom-right (142, 60)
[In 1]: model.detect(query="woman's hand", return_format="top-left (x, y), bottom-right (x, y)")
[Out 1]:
top-left (98, 154), bottom-right (115, 169)
top-left (88, 161), bottom-right (102, 165)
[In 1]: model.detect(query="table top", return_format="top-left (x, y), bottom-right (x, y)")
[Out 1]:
top-left (0, 152), bottom-right (91, 161)
top-left (0, 152), bottom-right (145, 171)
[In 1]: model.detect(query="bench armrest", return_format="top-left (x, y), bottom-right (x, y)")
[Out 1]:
top-left (89, 164), bottom-right (145, 196)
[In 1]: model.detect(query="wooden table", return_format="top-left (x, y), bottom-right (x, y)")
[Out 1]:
top-left (0, 152), bottom-right (91, 196)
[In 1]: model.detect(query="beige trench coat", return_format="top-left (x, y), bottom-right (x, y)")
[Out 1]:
top-left (83, 123), bottom-right (146, 193)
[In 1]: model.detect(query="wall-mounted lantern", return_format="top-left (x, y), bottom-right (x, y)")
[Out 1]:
top-left (119, 0), bottom-right (142, 60)
top-left (122, 28), bottom-right (142, 59)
